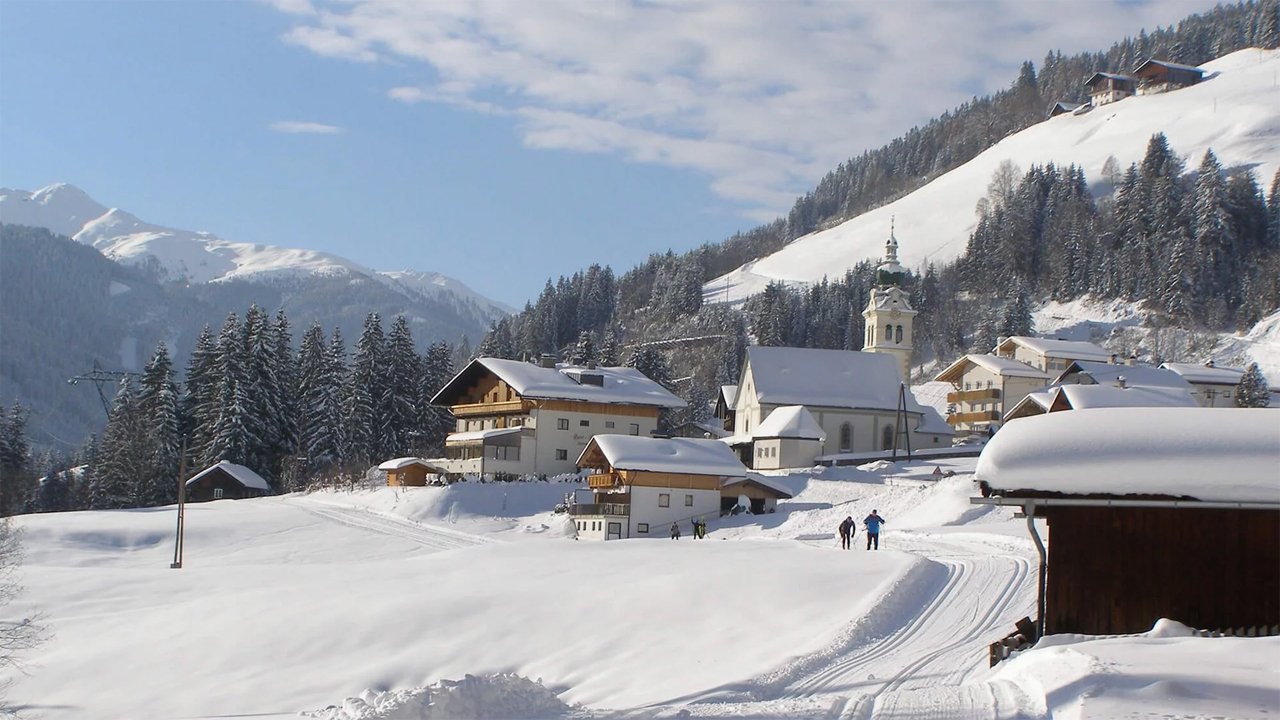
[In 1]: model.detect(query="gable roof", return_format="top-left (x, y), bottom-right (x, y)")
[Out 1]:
top-left (1048, 101), bottom-right (1084, 117)
top-left (723, 473), bottom-right (795, 499)
top-left (976, 408), bottom-right (1280, 504)
top-left (433, 357), bottom-right (686, 409)
top-left (1056, 361), bottom-right (1192, 390)
top-left (996, 336), bottom-right (1112, 362)
top-left (186, 460), bottom-right (271, 491)
top-left (1085, 71), bottom-right (1135, 87)
top-left (1133, 58), bottom-right (1204, 75)
top-left (578, 435), bottom-right (748, 478)
top-left (934, 353), bottom-right (1053, 383)
top-left (753, 405), bottom-right (826, 440)
top-left (1160, 362), bottom-right (1245, 386)
top-left (743, 347), bottom-right (913, 412)
top-left (719, 385), bottom-right (739, 407)
top-left (1051, 383), bottom-right (1198, 411)
top-left (1004, 389), bottom-right (1053, 420)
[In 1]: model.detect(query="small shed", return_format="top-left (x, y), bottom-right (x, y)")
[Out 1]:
top-left (378, 457), bottom-right (444, 486)
top-left (722, 474), bottom-right (794, 515)
top-left (750, 405), bottom-right (826, 470)
top-left (974, 408), bottom-right (1279, 637)
top-left (185, 460), bottom-right (272, 502)
top-left (1133, 58), bottom-right (1204, 94)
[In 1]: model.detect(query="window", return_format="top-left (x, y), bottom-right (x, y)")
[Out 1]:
top-left (659, 493), bottom-right (670, 508)
top-left (884, 324), bottom-right (892, 341)
top-left (557, 418), bottom-right (569, 430)
top-left (213, 488), bottom-right (224, 500)
top-left (605, 421), bottom-right (615, 429)
top-left (839, 423), bottom-right (852, 452)
top-left (881, 425), bottom-right (894, 451)
top-left (579, 419), bottom-right (590, 427)
top-left (685, 494), bottom-right (694, 506)
top-left (555, 449), bottom-right (568, 461)
top-left (894, 325), bottom-right (903, 343)
top-left (629, 423), bottom-right (640, 436)
top-left (637, 523), bottom-right (649, 534)
top-left (987, 380), bottom-right (994, 389)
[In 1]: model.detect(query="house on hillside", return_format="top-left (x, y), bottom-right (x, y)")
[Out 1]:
top-left (1133, 58), bottom-right (1204, 95)
top-left (1084, 72), bottom-right (1136, 105)
top-left (750, 405), bottom-right (826, 470)
top-left (430, 356), bottom-right (685, 477)
top-left (572, 435), bottom-right (750, 540)
top-left (1160, 361), bottom-right (1248, 408)
top-left (1004, 382), bottom-right (1198, 421)
top-left (732, 346), bottom-right (952, 460)
top-left (974, 408), bottom-right (1279, 636)
top-left (378, 457), bottom-right (445, 487)
top-left (934, 354), bottom-right (1053, 433)
top-left (994, 336), bottom-right (1112, 374)
top-left (185, 460), bottom-right (271, 502)
top-left (1047, 101), bottom-right (1084, 118)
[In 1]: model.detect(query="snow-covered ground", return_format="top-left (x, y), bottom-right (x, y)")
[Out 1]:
top-left (3, 461), bottom-right (1276, 719)
top-left (706, 48), bottom-right (1280, 304)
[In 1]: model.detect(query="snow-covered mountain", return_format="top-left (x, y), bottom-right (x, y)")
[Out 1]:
top-left (708, 47), bottom-right (1280, 302)
top-left (0, 182), bottom-right (514, 318)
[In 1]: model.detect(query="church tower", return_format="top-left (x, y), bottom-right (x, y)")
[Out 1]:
top-left (861, 221), bottom-right (917, 384)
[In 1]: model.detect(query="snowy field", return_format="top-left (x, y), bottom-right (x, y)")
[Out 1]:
top-left (4, 460), bottom-right (1277, 719)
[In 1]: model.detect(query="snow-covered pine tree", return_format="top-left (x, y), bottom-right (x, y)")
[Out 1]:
top-left (569, 331), bottom-right (597, 366)
top-left (625, 346), bottom-right (673, 390)
top-left (598, 328), bottom-right (621, 367)
top-left (1267, 168), bottom-right (1280, 250)
top-left (181, 325), bottom-right (219, 451)
top-left (344, 313), bottom-right (385, 464)
top-left (296, 324), bottom-right (339, 481)
top-left (417, 340), bottom-right (455, 457)
top-left (206, 374), bottom-right (251, 466)
top-left (0, 403), bottom-right (32, 516)
top-left (136, 342), bottom-right (182, 505)
top-left (1235, 362), bottom-right (1271, 408)
top-left (240, 306), bottom-right (285, 483)
top-left (271, 308), bottom-right (298, 472)
top-left (325, 328), bottom-right (349, 465)
top-left (1193, 150), bottom-right (1234, 314)
top-left (385, 315), bottom-right (422, 457)
top-left (90, 379), bottom-right (148, 510)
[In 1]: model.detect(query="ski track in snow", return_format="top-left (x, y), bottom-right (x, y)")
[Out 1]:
top-left (286, 497), bottom-right (496, 551)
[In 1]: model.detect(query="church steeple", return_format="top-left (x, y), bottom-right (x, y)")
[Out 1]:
top-left (862, 221), bottom-right (917, 384)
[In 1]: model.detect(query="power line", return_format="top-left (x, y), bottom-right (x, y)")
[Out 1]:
top-left (68, 360), bottom-right (139, 415)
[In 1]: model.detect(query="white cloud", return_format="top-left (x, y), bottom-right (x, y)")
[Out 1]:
top-left (275, 0), bottom-right (1221, 219)
top-left (270, 120), bottom-right (344, 134)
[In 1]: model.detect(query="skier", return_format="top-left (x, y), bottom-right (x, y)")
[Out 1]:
top-left (864, 510), bottom-right (886, 550)
top-left (838, 516), bottom-right (854, 549)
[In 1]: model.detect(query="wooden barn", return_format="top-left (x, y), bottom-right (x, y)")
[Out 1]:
top-left (378, 457), bottom-right (445, 486)
top-left (1133, 58), bottom-right (1204, 95)
top-left (184, 460), bottom-right (272, 502)
top-left (721, 474), bottom-right (794, 515)
top-left (974, 407), bottom-right (1279, 637)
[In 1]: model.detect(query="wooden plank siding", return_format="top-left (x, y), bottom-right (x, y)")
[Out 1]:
top-left (619, 469), bottom-right (723, 491)
top-left (536, 399), bottom-right (661, 417)
top-left (387, 465), bottom-right (429, 487)
top-left (1041, 506), bottom-right (1279, 635)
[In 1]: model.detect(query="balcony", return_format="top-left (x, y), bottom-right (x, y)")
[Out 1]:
top-left (587, 473), bottom-right (618, 489)
top-left (568, 502), bottom-right (630, 517)
top-left (946, 410), bottom-right (1002, 426)
top-left (449, 400), bottom-right (527, 417)
top-left (946, 388), bottom-right (1002, 403)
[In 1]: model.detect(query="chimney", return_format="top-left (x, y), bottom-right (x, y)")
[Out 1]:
top-left (1126, 354), bottom-right (1136, 366)
top-left (538, 353), bottom-right (557, 369)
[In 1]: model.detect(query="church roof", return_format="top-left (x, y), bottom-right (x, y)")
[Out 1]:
top-left (743, 347), bottom-right (914, 413)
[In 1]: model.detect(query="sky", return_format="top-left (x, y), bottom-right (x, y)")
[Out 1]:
top-left (0, 0), bottom-right (1223, 307)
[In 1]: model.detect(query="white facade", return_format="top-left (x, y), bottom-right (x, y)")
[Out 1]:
top-left (752, 437), bottom-right (822, 470)
top-left (934, 354), bottom-right (1052, 432)
top-left (861, 227), bottom-right (917, 383)
top-left (442, 407), bottom-right (658, 476)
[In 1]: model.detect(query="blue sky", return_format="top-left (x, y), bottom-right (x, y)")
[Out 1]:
top-left (0, 0), bottom-right (1219, 307)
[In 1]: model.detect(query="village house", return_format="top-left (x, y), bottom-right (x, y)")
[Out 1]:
top-left (1084, 71), bottom-right (1136, 105)
top-left (934, 354), bottom-right (1053, 433)
top-left (713, 384), bottom-right (738, 432)
top-left (572, 435), bottom-right (753, 540)
top-left (430, 356), bottom-right (685, 477)
top-left (974, 407), bottom-right (1279, 636)
top-left (1133, 58), bottom-right (1205, 95)
top-left (184, 460), bottom-right (271, 502)
top-left (1004, 359), bottom-right (1199, 422)
top-left (994, 336), bottom-right (1113, 374)
top-left (732, 346), bottom-right (952, 462)
top-left (1047, 101), bottom-right (1084, 118)
top-left (1159, 361), bottom-right (1247, 407)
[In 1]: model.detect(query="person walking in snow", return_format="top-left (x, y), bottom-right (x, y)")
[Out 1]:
top-left (670, 522), bottom-right (681, 540)
top-left (697, 519), bottom-right (707, 539)
top-left (864, 510), bottom-right (886, 550)
top-left (838, 516), bottom-right (854, 550)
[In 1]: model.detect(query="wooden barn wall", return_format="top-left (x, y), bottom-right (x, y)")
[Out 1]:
top-left (1042, 506), bottom-right (1279, 635)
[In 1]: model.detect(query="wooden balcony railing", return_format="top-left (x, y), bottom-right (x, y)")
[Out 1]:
top-left (946, 388), bottom-right (1002, 403)
top-left (946, 410), bottom-right (1002, 426)
top-left (567, 503), bottom-right (630, 517)
top-left (587, 473), bottom-right (618, 489)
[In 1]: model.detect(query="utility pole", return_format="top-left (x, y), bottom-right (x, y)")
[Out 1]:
top-left (171, 437), bottom-right (187, 569)
top-left (891, 382), bottom-right (913, 460)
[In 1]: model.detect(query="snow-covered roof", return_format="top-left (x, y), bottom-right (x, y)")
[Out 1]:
top-left (445, 427), bottom-right (523, 443)
top-left (1005, 389), bottom-right (1053, 419)
top-left (377, 457), bottom-right (435, 471)
top-left (1135, 58), bottom-right (1204, 75)
top-left (914, 405), bottom-right (955, 436)
top-left (1057, 361), bottom-right (1192, 390)
top-left (1050, 101), bottom-right (1084, 113)
top-left (1054, 384), bottom-right (1197, 410)
top-left (719, 385), bottom-right (738, 407)
top-left (1160, 362), bottom-right (1245, 386)
top-left (935, 354), bottom-right (1052, 382)
top-left (753, 405), bottom-right (826, 440)
top-left (744, 347), bottom-right (914, 412)
top-left (976, 408), bottom-right (1280, 504)
top-left (579, 435), bottom-right (748, 478)
top-left (996, 336), bottom-right (1112, 362)
top-left (186, 460), bottom-right (271, 490)
top-left (723, 473), bottom-right (795, 499)
top-left (433, 358), bottom-right (685, 409)
top-left (1086, 71), bottom-right (1135, 85)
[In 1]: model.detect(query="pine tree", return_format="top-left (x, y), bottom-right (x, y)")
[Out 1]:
top-left (569, 331), bottom-right (597, 366)
top-left (625, 346), bottom-right (674, 390)
top-left (345, 313), bottom-right (386, 464)
top-left (297, 324), bottom-right (342, 478)
top-left (1235, 362), bottom-right (1271, 408)
top-left (181, 325), bottom-right (219, 443)
top-left (0, 403), bottom-right (33, 516)
top-left (1266, 168), bottom-right (1280, 250)
top-left (417, 341), bottom-right (455, 457)
top-left (384, 316), bottom-right (422, 456)
top-left (90, 379), bottom-right (148, 509)
top-left (136, 343), bottom-right (182, 505)
top-left (598, 328), bottom-right (621, 366)
top-left (1192, 150), bottom-right (1235, 313)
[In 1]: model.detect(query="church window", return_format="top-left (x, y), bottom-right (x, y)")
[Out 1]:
top-left (884, 324), bottom-right (892, 341)
top-left (881, 425), bottom-right (894, 450)
top-left (895, 325), bottom-right (903, 343)
top-left (839, 423), bottom-right (852, 452)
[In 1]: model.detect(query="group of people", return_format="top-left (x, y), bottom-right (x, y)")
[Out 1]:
top-left (838, 510), bottom-right (886, 550)
top-left (670, 519), bottom-right (708, 539)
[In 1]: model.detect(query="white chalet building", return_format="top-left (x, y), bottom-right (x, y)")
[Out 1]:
top-left (430, 357), bottom-right (685, 477)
